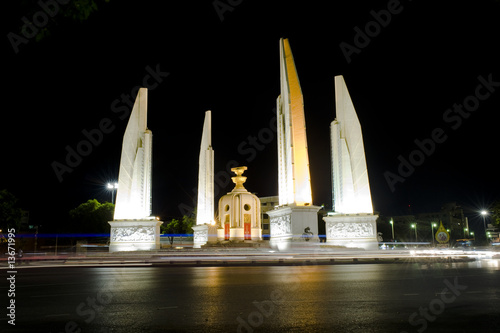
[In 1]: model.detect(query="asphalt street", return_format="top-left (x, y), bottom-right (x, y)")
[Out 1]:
top-left (2, 260), bottom-right (499, 332)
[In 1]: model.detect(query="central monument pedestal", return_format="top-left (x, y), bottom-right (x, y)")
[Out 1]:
top-left (268, 204), bottom-right (321, 251)
top-left (323, 213), bottom-right (379, 250)
top-left (108, 219), bottom-right (163, 252)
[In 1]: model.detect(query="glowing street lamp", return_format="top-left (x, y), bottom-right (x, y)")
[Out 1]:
top-left (481, 210), bottom-right (489, 242)
top-left (389, 219), bottom-right (394, 241)
top-left (431, 223), bottom-right (437, 247)
top-left (411, 223), bottom-right (417, 242)
top-left (107, 182), bottom-right (119, 204)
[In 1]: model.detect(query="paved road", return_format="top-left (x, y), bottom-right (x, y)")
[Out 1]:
top-left (2, 260), bottom-right (499, 332)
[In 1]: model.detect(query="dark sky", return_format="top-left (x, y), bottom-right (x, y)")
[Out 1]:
top-left (2, 0), bottom-right (500, 230)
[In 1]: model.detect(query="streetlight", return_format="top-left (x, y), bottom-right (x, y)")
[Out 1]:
top-left (463, 227), bottom-right (468, 238)
top-left (411, 223), bottom-right (417, 242)
top-left (481, 210), bottom-right (489, 243)
top-left (390, 219), bottom-right (394, 241)
top-left (431, 223), bottom-right (437, 247)
top-left (107, 182), bottom-right (119, 204)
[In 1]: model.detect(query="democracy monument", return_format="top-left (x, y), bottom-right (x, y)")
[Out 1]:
top-left (108, 38), bottom-right (379, 252)
top-left (108, 88), bottom-right (163, 252)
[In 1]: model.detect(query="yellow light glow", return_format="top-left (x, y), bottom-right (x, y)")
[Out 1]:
top-left (282, 39), bottom-right (312, 205)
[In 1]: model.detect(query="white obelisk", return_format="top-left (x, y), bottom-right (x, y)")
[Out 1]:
top-left (109, 88), bottom-right (162, 252)
top-left (324, 76), bottom-right (378, 250)
top-left (193, 111), bottom-right (216, 248)
top-left (276, 38), bottom-right (313, 207)
top-left (114, 88), bottom-right (152, 220)
top-left (331, 75), bottom-right (373, 215)
top-left (196, 110), bottom-right (214, 226)
top-left (269, 38), bottom-right (320, 249)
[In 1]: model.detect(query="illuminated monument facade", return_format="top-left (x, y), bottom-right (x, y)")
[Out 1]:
top-left (216, 166), bottom-right (262, 242)
top-left (192, 111), bottom-right (217, 248)
top-left (268, 38), bottom-right (321, 249)
top-left (323, 76), bottom-right (379, 250)
top-left (108, 88), bottom-right (163, 252)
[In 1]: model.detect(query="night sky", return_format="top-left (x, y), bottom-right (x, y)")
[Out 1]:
top-left (3, 0), bottom-right (500, 231)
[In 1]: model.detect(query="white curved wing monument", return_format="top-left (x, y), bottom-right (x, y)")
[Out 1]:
top-left (268, 38), bottom-right (321, 250)
top-left (324, 76), bottom-right (378, 250)
top-left (196, 110), bottom-right (214, 226)
top-left (114, 88), bottom-right (152, 220)
top-left (109, 88), bottom-right (162, 252)
top-left (192, 110), bottom-right (216, 248)
top-left (331, 75), bottom-right (373, 215)
top-left (276, 38), bottom-right (313, 207)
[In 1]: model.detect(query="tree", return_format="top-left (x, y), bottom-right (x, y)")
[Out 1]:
top-left (17, 0), bottom-right (111, 42)
top-left (160, 214), bottom-right (195, 246)
top-left (0, 189), bottom-right (23, 230)
top-left (69, 199), bottom-right (114, 234)
top-left (491, 200), bottom-right (500, 227)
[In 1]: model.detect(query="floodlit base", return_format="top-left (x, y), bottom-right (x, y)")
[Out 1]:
top-left (267, 205), bottom-right (321, 250)
top-left (108, 219), bottom-right (163, 252)
top-left (323, 213), bottom-right (379, 250)
top-left (192, 224), bottom-right (218, 248)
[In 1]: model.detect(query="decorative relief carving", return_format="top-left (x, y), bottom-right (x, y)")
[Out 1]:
top-left (270, 214), bottom-right (292, 237)
top-left (111, 226), bottom-right (155, 242)
top-left (327, 222), bottom-right (374, 238)
top-left (194, 229), bottom-right (208, 243)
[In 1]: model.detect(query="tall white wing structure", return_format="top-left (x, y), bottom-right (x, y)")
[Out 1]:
top-left (114, 88), bottom-right (153, 220)
top-left (331, 75), bottom-right (373, 214)
top-left (196, 110), bottom-right (214, 225)
top-left (277, 38), bottom-right (313, 207)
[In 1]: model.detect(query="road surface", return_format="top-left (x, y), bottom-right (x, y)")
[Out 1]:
top-left (2, 259), bottom-right (499, 332)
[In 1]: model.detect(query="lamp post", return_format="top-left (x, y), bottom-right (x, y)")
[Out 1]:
top-left (463, 227), bottom-right (468, 238)
top-left (411, 223), bottom-right (417, 242)
top-left (107, 182), bottom-right (119, 204)
top-left (431, 223), bottom-right (437, 247)
top-left (481, 211), bottom-right (488, 243)
top-left (390, 219), bottom-right (394, 241)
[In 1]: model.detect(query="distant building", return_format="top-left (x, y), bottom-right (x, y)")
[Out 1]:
top-left (390, 202), bottom-right (469, 242)
top-left (486, 224), bottom-right (499, 244)
top-left (259, 196), bottom-right (279, 239)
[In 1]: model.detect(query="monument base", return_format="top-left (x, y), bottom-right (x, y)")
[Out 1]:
top-left (108, 219), bottom-right (163, 252)
top-left (192, 224), bottom-right (218, 248)
top-left (267, 204), bottom-right (321, 250)
top-left (323, 213), bottom-right (379, 250)
top-left (216, 227), bottom-right (262, 241)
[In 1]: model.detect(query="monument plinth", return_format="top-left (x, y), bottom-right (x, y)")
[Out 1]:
top-left (268, 204), bottom-right (321, 250)
top-left (108, 88), bottom-right (163, 252)
top-left (192, 223), bottom-right (218, 249)
top-left (109, 218), bottom-right (163, 252)
top-left (323, 213), bottom-right (378, 250)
